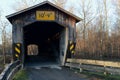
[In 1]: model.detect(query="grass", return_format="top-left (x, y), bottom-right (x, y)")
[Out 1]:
top-left (13, 69), bottom-right (28, 80)
top-left (72, 68), bottom-right (120, 80)
top-left (82, 71), bottom-right (120, 80)
top-left (0, 56), bottom-right (28, 80)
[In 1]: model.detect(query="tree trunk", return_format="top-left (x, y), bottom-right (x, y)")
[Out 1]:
top-left (3, 41), bottom-right (6, 64)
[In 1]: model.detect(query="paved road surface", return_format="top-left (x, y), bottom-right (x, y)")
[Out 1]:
top-left (26, 67), bottom-right (89, 80)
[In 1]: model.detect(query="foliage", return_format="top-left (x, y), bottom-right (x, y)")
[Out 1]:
top-left (75, 0), bottom-right (120, 61)
top-left (13, 69), bottom-right (28, 80)
top-left (82, 71), bottom-right (120, 80)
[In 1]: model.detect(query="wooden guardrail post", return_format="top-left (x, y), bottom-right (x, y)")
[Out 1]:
top-left (70, 62), bottom-right (72, 70)
top-left (104, 65), bottom-right (107, 75)
top-left (79, 63), bottom-right (82, 72)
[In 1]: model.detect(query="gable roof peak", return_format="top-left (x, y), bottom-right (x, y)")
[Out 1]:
top-left (6, 1), bottom-right (82, 22)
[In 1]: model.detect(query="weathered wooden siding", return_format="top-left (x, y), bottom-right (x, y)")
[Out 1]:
top-left (11, 5), bottom-right (76, 42)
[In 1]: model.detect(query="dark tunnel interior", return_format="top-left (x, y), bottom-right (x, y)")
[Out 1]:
top-left (23, 22), bottom-right (65, 66)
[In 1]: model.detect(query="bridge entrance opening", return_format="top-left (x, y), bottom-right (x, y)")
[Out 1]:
top-left (23, 22), bottom-right (66, 67)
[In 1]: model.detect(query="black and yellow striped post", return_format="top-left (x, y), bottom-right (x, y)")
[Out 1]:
top-left (69, 41), bottom-right (76, 55)
top-left (14, 43), bottom-right (21, 60)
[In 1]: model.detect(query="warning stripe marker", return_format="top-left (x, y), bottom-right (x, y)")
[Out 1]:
top-left (16, 43), bottom-right (20, 47)
top-left (71, 50), bottom-right (75, 54)
top-left (69, 41), bottom-right (76, 54)
top-left (15, 54), bottom-right (19, 58)
top-left (15, 47), bottom-right (20, 54)
top-left (70, 44), bottom-right (74, 51)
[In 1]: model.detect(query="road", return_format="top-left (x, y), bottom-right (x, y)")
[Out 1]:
top-left (25, 67), bottom-right (89, 80)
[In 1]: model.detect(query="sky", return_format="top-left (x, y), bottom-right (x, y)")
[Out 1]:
top-left (0, 0), bottom-right (114, 20)
top-left (0, 0), bottom-right (15, 16)
top-left (0, 0), bottom-right (78, 16)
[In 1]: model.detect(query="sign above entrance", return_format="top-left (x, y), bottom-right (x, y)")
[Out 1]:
top-left (36, 11), bottom-right (55, 21)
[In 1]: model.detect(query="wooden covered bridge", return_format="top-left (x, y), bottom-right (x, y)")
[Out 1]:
top-left (6, 1), bottom-right (81, 67)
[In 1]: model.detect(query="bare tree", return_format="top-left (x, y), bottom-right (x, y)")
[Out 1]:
top-left (13, 0), bottom-right (44, 11)
top-left (75, 0), bottom-right (115, 60)
top-left (51, 0), bottom-right (67, 8)
top-left (94, 0), bottom-right (106, 59)
top-left (115, 0), bottom-right (120, 36)
top-left (111, 0), bottom-right (120, 59)
top-left (0, 11), bottom-right (9, 64)
top-left (27, 44), bottom-right (38, 55)
top-left (77, 0), bottom-right (95, 57)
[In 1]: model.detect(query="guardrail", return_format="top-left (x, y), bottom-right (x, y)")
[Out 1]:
top-left (65, 58), bottom-right (120, 75)
top-left (0, 60), bottom-right (22, 80)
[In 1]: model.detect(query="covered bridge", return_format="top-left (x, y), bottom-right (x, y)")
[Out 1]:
top-left (6, 1), bottom-right (81, 67)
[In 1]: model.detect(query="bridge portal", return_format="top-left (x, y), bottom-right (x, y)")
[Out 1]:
top-left (23, 22), bottom-right (66, 66)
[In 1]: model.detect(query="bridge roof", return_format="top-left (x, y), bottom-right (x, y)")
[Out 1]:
top-left (6, 1), bottom-right (82, 23)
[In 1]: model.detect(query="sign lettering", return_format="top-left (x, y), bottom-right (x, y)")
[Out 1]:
top-left (36, 11), bottom-right (55, 21)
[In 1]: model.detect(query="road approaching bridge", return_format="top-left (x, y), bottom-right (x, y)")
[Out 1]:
top-left (25, 67), bottom-right (88, 80)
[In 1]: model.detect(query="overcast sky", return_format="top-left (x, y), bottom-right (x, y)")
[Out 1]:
top-left (0, 0), bottom-right (14, 16)
top-left (0, 0), bottom-right (114, 19)
top-left (0, 0), bottom-right (79, 16)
